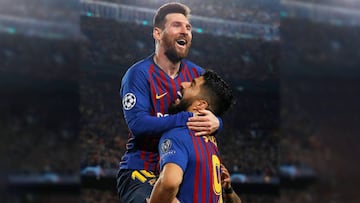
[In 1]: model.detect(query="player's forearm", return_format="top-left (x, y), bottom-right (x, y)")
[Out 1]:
top-left (223, 190), bottom-right (241, 203)
top-left (148, 178), bottom-right (178, 203)
top-left (128, 112), bottom-right (192, 137)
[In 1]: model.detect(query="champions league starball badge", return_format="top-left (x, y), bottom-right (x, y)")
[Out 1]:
top-left (161, 139), bottom-right (172, 153)
top-left (123, 93), bottom-right (136, 110)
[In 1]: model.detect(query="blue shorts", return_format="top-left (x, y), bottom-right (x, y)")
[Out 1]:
top-left (116, 169), bottom-right (157, 203)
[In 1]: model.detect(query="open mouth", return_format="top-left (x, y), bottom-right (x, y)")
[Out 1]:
top-left (174, 91), bottom-right (183, 105)
top-left (177, 91), bottom-right (183, 100)
top-left (176, 39), bottom-right (186, 46)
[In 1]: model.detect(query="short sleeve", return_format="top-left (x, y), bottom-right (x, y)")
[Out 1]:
top-left (158, 128), bottom-right (189, 172)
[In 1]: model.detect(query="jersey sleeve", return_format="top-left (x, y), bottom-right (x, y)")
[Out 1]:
top-left (215, 117), bottom-right (223, 134)
top-left (120, 65), bottom-right (192, 138)
top-left (158, 129), bottom-right (189, 172)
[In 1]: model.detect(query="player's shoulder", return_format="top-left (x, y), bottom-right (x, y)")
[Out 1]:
top-left (182, 59), bottom-right (204, 71)
top-left (128, 56), bottom-right (153, 73)
top-left (162, 126), bottom-right (190, 142)
top-left (122, 55), bottom-right (153, 80)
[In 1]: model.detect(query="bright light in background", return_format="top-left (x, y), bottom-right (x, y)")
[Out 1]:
top-left (7, 27), bottom-right (16, 34)
top-left (279, 11), bottom-right (288, 18)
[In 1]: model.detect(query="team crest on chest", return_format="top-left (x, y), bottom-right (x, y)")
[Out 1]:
top-left (123, 93), bottom-right (136, 110)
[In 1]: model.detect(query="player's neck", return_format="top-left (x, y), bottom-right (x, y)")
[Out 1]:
top-left (153, 53), bottom-right (180, 79)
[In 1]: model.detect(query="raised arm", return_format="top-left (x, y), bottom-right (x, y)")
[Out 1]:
top-left (121, 66), bottom-right (221, 138)
top-left (121, 67), bottom-right (192, 138)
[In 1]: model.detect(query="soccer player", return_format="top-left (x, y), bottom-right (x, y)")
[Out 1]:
top-left (148, 70), bottom-right (241, 203)
top-left (117, 3), bottom-right (222, 203)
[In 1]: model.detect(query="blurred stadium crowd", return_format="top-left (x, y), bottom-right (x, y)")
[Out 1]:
top-left (279, 17), bottom-right (360, 203)
top-left (91, 0), bottom-right (279, 25)
top-left (0, 0), bottom-right (78, 22)
top-left (0, 34), bottom-right (79, 176)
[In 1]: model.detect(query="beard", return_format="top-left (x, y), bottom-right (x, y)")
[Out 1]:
top-left (168, 98), bottom-right (193, 114)
top-left (163, 32), bottom-right (190, 63)
top-left (165, 48), bottom-right (183, 63)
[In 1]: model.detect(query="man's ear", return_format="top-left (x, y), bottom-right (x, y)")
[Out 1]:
top-left (153, 27), bottom-right (161, 41)
top-left (196, 99), bottom-right (208, 110)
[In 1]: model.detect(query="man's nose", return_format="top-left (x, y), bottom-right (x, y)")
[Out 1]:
top-left (180, 81), bottom-right (191, 89)
top-left (180, 25), bottom-right (191, 35)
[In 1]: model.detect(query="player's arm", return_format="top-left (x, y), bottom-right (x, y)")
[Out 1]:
top-left (121, 67), bottom-right (220, 138)
top-left (187, 109), bottom-right (223, 136)
top-left (221, 164), bottom-right (242, 203)
top-left (148, 163), bottom-right (183, 203)
top-left (121, 67), bottom-right (192, 137)
top-left (149, 131), bottom-right (188, 203)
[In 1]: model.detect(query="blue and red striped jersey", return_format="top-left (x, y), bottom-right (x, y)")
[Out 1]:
top-left (159, 127), bottom-right (223, 203)
top-left (119, 54), bottom-right (204, 172)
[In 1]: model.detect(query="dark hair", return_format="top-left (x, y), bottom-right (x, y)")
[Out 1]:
top-left (201, 70), bottom-right (234, 116)
top-left (153, 2), bottom-right (190, 29)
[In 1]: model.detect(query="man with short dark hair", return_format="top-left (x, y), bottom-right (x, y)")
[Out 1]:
top-left (148, 70), bottom-right (241, 203)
